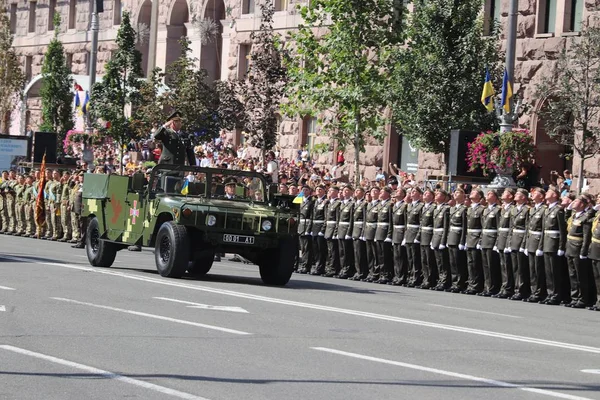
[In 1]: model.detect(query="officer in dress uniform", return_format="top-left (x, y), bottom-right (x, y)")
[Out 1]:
top-left (447, 188), bottom-right (468, 292)
top-left (336, 185), bottom-right (355, 279)
top-left (524, 187), bottom-right (547, 303)
top-left (152, 111), bottom-right (195, 166)
top-left (391, 188), bottom-right (408, 286)
top-left (464, 188), bottom-right (484, 294)
top-left (310, 185), bottom-right (328, 275)
top-left (494, 188), bottom-right (515, 298)
top-left (432, 189), bottom-right (451, 291)
top-left (419, 188), bottom-right (437, 289)
top-left (405, 187), bottom-right (424, 287)
top-left (323, 186), bottom-right (341, 277)
top-left (508, 188), bottom-right (531, 301)
top-left (297, 185), bottom-right (314, 274)
top-left (374, 187), bottom-right (393, 284)
top-left (587, 208), bottom-right (600, 311)
top-left (350, 187), bottom-right (368, 281)
top-left (540, 187), bottom-right (568, 305)
top-left (480, 189), bottom-right (501, 297)
top-left (363, 187), bottom-right (380, 282)
top-left (565, 195), bottom-right (593, 308)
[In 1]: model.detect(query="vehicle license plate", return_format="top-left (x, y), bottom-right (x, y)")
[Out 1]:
top-left (223, 234), bottom-right (255, 245)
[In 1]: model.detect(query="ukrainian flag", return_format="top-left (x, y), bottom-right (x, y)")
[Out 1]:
top-left (501, 68), bottom-right (513, 113)
top-left (181, 179), bottom-right (189, 195)
top-left (74, 92), bottom-right (81, 115)
top-left (481, 67), bottom-right (495, 112)
top-left (293, 191), bottom-right (304, 204)
top-left (82, 91), bottom-right (90, 115)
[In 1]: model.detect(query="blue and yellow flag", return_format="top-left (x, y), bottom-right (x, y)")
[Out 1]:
top-left (481, 67), bottom-right (495, 112)
top-left (82, 91), bottom-right (90, 115)
top-left (180, 179), bottom-right (189, 195)
top-left (293, 191), bottom-right (304, 204)
top-left (74, 92), bottom-right (81, 115)
top-left (501, 68), bottom-right (513, 113)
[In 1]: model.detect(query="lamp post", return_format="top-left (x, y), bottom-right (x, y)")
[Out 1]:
top-left (86, 0), bottom-right (100, 134)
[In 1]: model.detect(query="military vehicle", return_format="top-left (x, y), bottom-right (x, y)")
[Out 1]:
top-left (81, 165), bottom-right (299, 285)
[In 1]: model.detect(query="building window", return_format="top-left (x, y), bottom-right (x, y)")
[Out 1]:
top-left (48, 0), bottom-right (56, 30)
top-left (25, 56), bottom-right (33, 82)
top-left (242, 0), bottom-right (255, 14)
top-left (69, 0), bottom-right (77, 29)
top-left (66, 53), bottom-right (73, 71)
top-left (238, 44), bottom-right (251, 78)
top-left (537, 0), bottom-right (557, 34)
top-left (113, 0), bottom-right (122, 25)
top-left (28, 1), bottom-right (37, 33)
top-left (10, 3), bottom-right (17, 34)
top-left (483, 0), bottom-right (500, 36)
top-left (304, 116), bottom-right (318, 150)
top-left (565, 0), bottom-right (584, 32)
top-left (274, 0), bottom-right (289, 11)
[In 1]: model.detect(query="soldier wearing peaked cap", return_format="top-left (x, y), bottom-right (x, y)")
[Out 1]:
top-left (323, 186), bottom-right (341, 277)
top-left (374, 187), bottom-right (394, 284)
top-left (508, 188), bottom-right (531, 301)
top-left (479, 189), bottom-right (502, 297)
top-left (525, 187), bottom-right (547, 303)
top-left (432, 189), bottom-right (451, 291)
top-left (494, 188), bottom-right (515, 299)
top-left (447, 188), bottom-right (468, 292)
top-left (350, 187), bottom-right (369, 281)
top-left (419, 188), bottom-right (438, 289)
top-left (564, 195), bottom-right (592, 308)
top-left (153, 111), bottom-right (195, 166)
top-left (310, 184), bottom-right (328, 275)
top-left (391, 188), bottom-right (408, 285)
top-left (336, 185), bottom-right (355, 279)
top-left (297, 185), bottom-right (314, 274)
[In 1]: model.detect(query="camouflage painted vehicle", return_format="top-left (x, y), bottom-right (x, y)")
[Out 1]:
top-left (81, 165), bottom-right (299, 285)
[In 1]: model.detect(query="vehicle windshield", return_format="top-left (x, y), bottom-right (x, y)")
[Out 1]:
top-left (149, 166), bottom-right (266, 203)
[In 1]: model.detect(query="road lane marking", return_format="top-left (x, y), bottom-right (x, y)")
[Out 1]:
top-left (581, 369), bottom-right (600, 374)
top-left (153, 297), bottom-right (249, 313)
top-left (0, 306), bottom-right (5, 312)
top-left (313, 347), bottom-right (594, 400)
top-left (3, 254), bottom-right (599, 354)
top-left (428, 304), bottom-right (523, 319)
top-left (51, 297), bottom-right (251, 335)
top-left (0, 285), bottom-right (16, 290)
top-left (0, 345), bottom-right (210, 400)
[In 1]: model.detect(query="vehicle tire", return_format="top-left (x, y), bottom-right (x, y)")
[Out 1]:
top-left (187, 250), bottom-right (215, 276)
top-left (86, 217), bottom-right (117, 268)
top-left (155, 221), bottom-right (190, 278)
top-left (258, 237), bottom-right (297, 286)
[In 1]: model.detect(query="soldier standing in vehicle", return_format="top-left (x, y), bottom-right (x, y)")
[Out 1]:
top-left (432, 189), bottom-right (450, 290)
top-left (391, 188), bottom-right (408, 286)
top-left (447, 188), bottom-right (468, 292)
top-left (565, 195), bottom-right (592, 308)
top-left (405, 187), bottom-right (424, 287)
top-left (419, 188), bottom-right (437, 289)
top-left (297, 185), bottom-right (314, 274)
top-left (363, 187), bottom-right (380, 282)
top-left (336, 185), bottom-right (355, 279)
top-left (351, 187), bottom-right (368, 281)
top-left (375, 187), bottom-right (393, 284)
top-left (525, 187), bottom-right (547, 303)
top-left (310, 184), bottom-right (328, 275)
top-left (508, 188), bottom-right (531, 301)
top-left (323, 186), bottom-right (341, 277)
top-left (152, 111), bottom-right (195, 166)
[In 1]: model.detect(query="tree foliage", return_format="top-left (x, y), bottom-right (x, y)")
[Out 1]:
top-left (535, 23), bottom-right (600, 192)
top-left (91, 11), bottom-right (144, 147)
top-left (242, 2), bottom-right (288, 153)
top-left (0, 5), bottom-right (25, 134)
top-left (284, 0), bottom-right (405, 183)
top-left (391, 0), bottom-right (500, 154)
top-left (130, 67), bottom-right (166, 138)
top-left (40, 13), bottom-right (73, 150)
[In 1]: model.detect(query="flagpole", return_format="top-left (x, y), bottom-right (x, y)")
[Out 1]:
top-left (498, 0), bottom-right (519, 133)
top-left (86, 0), bottom-right (99, 134)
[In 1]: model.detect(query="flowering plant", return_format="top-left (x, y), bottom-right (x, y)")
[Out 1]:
top-left (466, 130), bottom-right (536, 176)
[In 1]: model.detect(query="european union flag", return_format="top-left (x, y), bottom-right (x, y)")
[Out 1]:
top-left (480, 67), bottom-right (495, 112)
top-left (180, 179), bottom-right (189, 195)
top-left (501, 68), bottom-right (513, 114)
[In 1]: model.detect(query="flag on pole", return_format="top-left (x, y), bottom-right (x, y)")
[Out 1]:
top-left (74, 92), bottom-right (82, 116)
top-left (180, 179), bottom-right (189, 195)
top-left (480, 67), bottom-right (495, 112)
top-left (35, 153), bottom-right (47, 238)
top-left (292, 191), bottom-right (304, 204)
top-left (82, 91), bottom-right (90, 115)
top-left (501, 68), bottom-right (513, 113)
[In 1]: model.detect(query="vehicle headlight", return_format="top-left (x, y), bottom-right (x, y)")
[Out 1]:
top-left (207, 215), bottom-right (217, 226)
top-left (261, 220), bottom-right (272, 231)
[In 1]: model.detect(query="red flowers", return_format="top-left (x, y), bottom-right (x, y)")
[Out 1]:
top-left (466, 130), bottom-right (535, 176)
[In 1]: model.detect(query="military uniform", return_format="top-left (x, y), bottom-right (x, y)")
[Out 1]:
top-left (6, 178), bottom-right (17, 234)
top-left (587, 214), bottom-right (600, 311)
top-left (310, 196), bottom-right (328, 275)
top-left (351, 198), bottom-right (368, 280)
top-left (432, 202), bottom-right (450, 290)
top-left (525, 203), bottom-right (546, 302)
top-left (419, 202), bottom-right (437, 289)
top-left (480, 203), bottom-right (501, 296)
top-left (337, 199), bottom-right (355, 278)
top-left (565, 209), bottom-right (592, 307)
top-left (465, 203), bottom-right (484, 294)
top-left (59, 179), bottom-right (72, 241)
top-left (405, 201), bottom-right (424, 287)
top-left (363, 200), bottom-right (380, 281)
top-left (495, 203), bottom-right (514, 298)
top-left (374, 198), bottom-right (393, 284)
top-left (298, 196), bottom-right (315, 273)
top-left (153, 126), bottom-right (193, 165)
top-left (391, 200), bottom-right (408, 285)
top-left (14, 181), bottom-right (25, 235)
top-left (0, 179), bottom-right (7, 232)
top-left (323, 197), bottom-right (341, 276)
top-left (70, 180), bottom-right (82, 243)
top-left (23, 182), bottom-right (35, 237)
top-left (43, 179), bottom-right (54, 239)
top-left (508, 203), bottom-right (530, 300)
top-left (447, 203), bottom-right (468, 292)
top-left (49, 179), bottom-right (63, 240)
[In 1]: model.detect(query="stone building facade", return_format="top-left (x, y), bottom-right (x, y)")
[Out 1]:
top-left (6, 0), bottom-right (600, 189)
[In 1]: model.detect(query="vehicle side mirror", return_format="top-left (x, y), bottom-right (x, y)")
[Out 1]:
top-left (130, 172), bottom-right (145, 192)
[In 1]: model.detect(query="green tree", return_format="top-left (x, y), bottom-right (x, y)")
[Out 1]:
top-left (284, 0), bottom-right (405, 184)
top-left (391, 0), bottom-right (500, 154)
top-left (535, 24), bottom-right (600, 193)
top-left (130, 68), bottom-right (166, 139)
top-left (40, 13), bottom-right (73, 151)
top-left (91, 11), bottom-right (144, 164)
top-left (0, 5), bottom-right (25, 134)
top-left (243, 2), bottom-right (287, 157)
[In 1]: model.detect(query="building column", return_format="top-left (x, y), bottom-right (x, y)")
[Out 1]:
top-left (220, 20), bottom-right (233, 81)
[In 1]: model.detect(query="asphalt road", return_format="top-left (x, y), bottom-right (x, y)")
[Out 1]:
top-left (1, 235), bottom-right (599, 400)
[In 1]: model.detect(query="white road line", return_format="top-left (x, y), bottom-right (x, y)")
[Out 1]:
top-left (153, 297), bottom-right (249, 313)
top-left (3, 255), bottom-right (600, 354)
top-left (0, 345), bottom-right (210, 400)
top-left (51, 297), bottom-right (251, 336)
top-left (313, 347), bottom-right (594, 400)
top-left (0, 306), bottom-right (5, 312)
top-left (0, 285), bottom-right (16, 290)
top-left (428, 304), bottom-right (523, 319)
top-left (581, 369), bottom-right (600, 375)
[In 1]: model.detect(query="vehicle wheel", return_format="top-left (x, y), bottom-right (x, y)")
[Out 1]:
top-left (188, 250), bottom-right (215, 276)
top-left (86, 217), bottom-right (117, 268)
top-left (155, 221), bottom-right (190, 278)
top-left (258, 237), bottom-right (297, 286)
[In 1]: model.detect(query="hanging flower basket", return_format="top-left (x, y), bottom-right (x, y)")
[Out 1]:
top-left (466, 130), bottom-right (536, 177)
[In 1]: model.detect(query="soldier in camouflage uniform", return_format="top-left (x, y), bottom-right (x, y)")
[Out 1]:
top-left (50, 170), bottom-right (64, 241)
top-left (69, 172), bottom-right (84, 244)
top-left (0, 170), bottom-right (9, 233)
top-left (59, 171), bottom-right (72, 242)
top-left (43, 169), bottom-right (54, 239)
top-left (5, 171), bottom-right (18, 234)
top-left (71, 172), bottom-right (85, 248)
top-left (14, 174), bottom-right (26, 235)
top-left (23, 175), bottom-right (36, 237)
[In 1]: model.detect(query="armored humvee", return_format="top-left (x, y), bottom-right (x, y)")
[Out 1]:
top-left (81, 165), bottom-right (299, 285)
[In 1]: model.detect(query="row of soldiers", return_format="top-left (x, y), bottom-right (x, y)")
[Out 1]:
top-left (0, 169), bottom-right (85, 248)
top-left (297, 183), bottom-right (600, 312)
